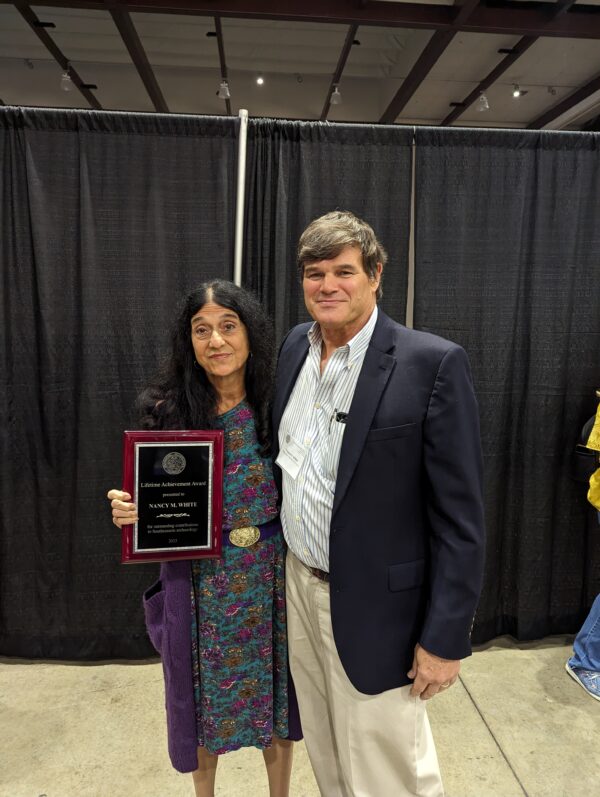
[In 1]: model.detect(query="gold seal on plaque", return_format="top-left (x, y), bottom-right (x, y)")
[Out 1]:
top-left (229, 526), bottom-right (260, 548)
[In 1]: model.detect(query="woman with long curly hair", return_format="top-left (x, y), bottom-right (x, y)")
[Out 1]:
top-left (108, 280), bottom-right (300, 797)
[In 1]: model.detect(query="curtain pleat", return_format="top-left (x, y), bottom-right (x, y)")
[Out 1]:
top-left (243, 119), bottom-right (413, 343)
top-left (414, 126), bottom-right (600, 642)
top-left (0, 107), bottom-right (238, 658)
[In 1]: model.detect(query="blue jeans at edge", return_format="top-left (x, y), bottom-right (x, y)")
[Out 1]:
top-left (568, 593), bottom-right (600, 672)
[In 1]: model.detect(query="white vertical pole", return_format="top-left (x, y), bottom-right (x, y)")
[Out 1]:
top-left (233, 109), bottom-right (249, 287)
top-left (405, 132), bottom-right (416, 329)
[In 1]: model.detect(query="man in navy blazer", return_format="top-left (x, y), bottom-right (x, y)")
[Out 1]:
top-left (272, 211), bottom-right (485, 796)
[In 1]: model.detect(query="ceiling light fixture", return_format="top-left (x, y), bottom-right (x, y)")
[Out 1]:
top-left (60, 63), bottom-right (73, 92)
top-left (217, 79), bottom-right (230, 100)
top-left (331, 85), bottom-right (342, 105)
top-left (256, 76), bottom-right (264, 86)
top-left (476, 92), bottom-right (490, 112)
top-left (513, 84), bottom-right (522, 98)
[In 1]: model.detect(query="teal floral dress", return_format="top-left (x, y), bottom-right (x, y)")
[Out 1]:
top-left (190, 401), bottom-right (289, 754)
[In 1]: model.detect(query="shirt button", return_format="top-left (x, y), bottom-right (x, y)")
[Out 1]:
top-left (314, 402), bottom-right (321, 409)
top-left (304, 438), bottom-right (311, 447)
top-left (295, 515), bottom-right (301, 521)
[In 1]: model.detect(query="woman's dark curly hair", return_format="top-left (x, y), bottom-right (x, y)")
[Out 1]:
top-left (137, 280), bottom-right (275, 453)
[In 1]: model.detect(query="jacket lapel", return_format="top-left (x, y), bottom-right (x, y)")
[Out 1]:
top-left (272, 330), bottom-right (310, 460)
top-left (331, 313), bottom-right (396, 519)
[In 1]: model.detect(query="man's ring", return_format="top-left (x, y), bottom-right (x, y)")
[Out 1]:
top-left (441, 682), bottom-right (450, 688)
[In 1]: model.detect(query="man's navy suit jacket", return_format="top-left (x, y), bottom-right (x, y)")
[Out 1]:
top-left (272, 309), bottom-right (486, 695)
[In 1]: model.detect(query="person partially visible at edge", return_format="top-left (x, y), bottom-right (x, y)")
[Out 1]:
top-left (565, 400), bottom-right (600, 703)
top-left (272, 211), bottom-right (486, 796)
top-left (108, 281), bottom-right (300, 797)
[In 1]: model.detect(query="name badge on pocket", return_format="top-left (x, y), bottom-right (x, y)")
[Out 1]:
top-left (276, 435), bottom-right (307, 480)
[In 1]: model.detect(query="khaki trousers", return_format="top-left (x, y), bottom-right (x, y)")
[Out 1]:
top-left (286, 552), bottom-right (444, 797)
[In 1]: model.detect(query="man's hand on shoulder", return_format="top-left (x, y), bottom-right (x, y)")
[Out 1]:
top-left (408, 643), bottom-right (460, 700)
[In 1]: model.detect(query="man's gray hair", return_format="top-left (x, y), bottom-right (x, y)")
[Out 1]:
top-left (297, 211), bottom-right (387, 300)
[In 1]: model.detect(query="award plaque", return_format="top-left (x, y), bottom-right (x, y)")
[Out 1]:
top-left (121, 430), bottom-right (224, 564)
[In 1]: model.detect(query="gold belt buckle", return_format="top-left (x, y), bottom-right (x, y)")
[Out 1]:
top-left (229, 526), bottom-right (260, 548)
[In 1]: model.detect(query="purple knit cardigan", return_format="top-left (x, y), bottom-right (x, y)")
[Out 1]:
top-left (143, 559), bottom-right (302, 773)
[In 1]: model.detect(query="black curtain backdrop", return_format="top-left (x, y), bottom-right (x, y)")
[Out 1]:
top-left (243, 119), bottom-right (413, 343)
top-left (0, 107), bottom-right (238, 658)
top-left (2, 111), bottom-right (599, 661)
top-left (414, 127), bottom-right (600, 643)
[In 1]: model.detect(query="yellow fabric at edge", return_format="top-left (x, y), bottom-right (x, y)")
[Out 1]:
top-left (585, 404), bottom-right (600, 509)
top-left (585, 404), bottom-right (600, 452)
top-left (588, 469), bottom-right (600, 511)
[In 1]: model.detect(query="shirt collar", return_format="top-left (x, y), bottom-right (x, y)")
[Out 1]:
top-left (307, 305), bottom-right (378, 364)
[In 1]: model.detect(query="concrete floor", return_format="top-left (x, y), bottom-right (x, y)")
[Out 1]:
top-left (1, 636), bottom-right (598, 797)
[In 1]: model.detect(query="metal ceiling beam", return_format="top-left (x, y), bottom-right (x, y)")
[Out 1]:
top-left (12, 0), bottom-right (102, 109)
top-left (379, 0), bottom-right (481, 124)
top-left (440, 36), bottom-right (537, 125)
top-left (109, 6), bottom-right (169, 112)
top-left (378, 30), bottom-right (454, 124)
top-left (5, 0), bottom-right (453, 25)
top-left (8, 0), bottom-right (600, 41)
top-left (214, 15), bottom-right (232, 116)
top-left (550, 0), bottom-right (579, 19)
top-left (462, 4), bottom-right (597, 39)
top-left (452, 0), bottom-right (483, 25)
top-left (320, 23), bottom-right (357, 121)
top-left (527, 71), bottom-right (600, 128)
top-left (441, 0), bottom-right (578, 125)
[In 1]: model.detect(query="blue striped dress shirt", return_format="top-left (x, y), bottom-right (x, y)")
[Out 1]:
top-left (279, 307), bottom-right (378, 571)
